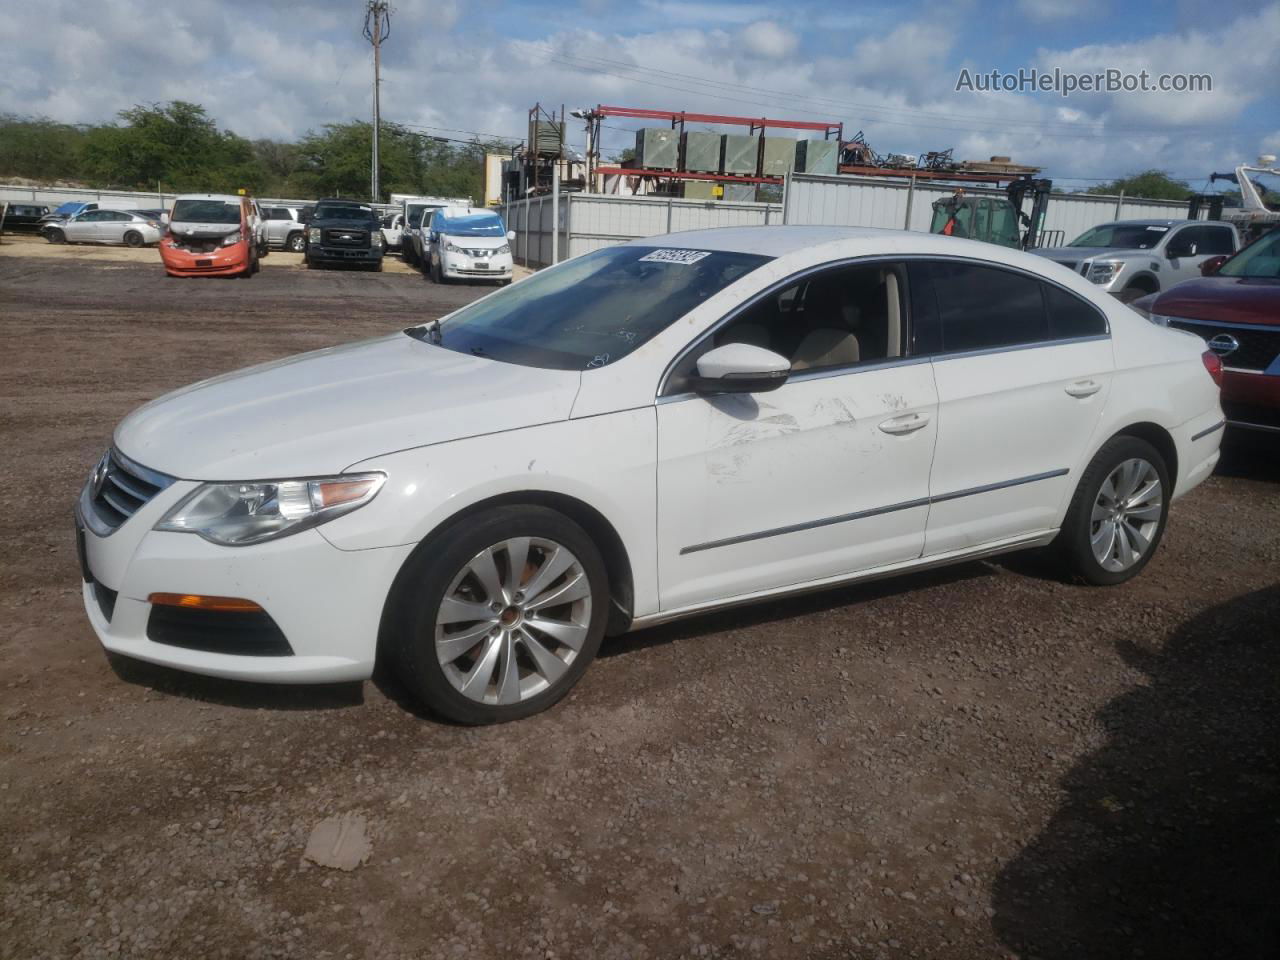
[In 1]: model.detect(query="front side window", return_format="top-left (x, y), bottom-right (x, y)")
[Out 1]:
top-left (407, 245), bottom-right (771, 371)
top-left (697, 262), bottom-right (905, 377)
top-left (171, 200), bottom-right (241, 224)
top-left (1069, 223), bottom-right (1168, 249)
top-left (1217, 228), bottom-right (1280, 278)
top-left (927, 261), bottom-right (1047, 352)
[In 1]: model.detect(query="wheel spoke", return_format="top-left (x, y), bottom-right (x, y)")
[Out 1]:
top-left (459, 634), bottom-right (501, 697)
top-left (517, 628), bottom-right (568, 685)
top-left (520, 548), bottom-right (576, 604)
top-left (1114, 523), bottom-right (1136, 567)
top-left (503, 537), bottom-right (531, 595)
top-left (1126, 501), bottom-right (1162, 522)
top-left (436, 620), bottom-right (495, 664)
top-left (526, 615), bottom-right (589, 651)
top-left (495, 633), bottom-right (522, 705)
top-left (1091, 500), bottom-right (1111, 522)
top-left (438, 596), bottom-right (495, 625)
top-left (525, 571), bottom-right (591, 612)
top-left (1127, 478), bottom-right (1160, 508)
top-left (467, 547), bottom-right (506, 604)
top-left (1091, 521), bottom-right (1117, 564)
top-left (1123, 520), bottom-right (1151, 557)
top-left (1099, 475), bottom-right (1119, 505)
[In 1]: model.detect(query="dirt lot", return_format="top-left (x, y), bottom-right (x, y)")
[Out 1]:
top-left (1, 237), bottom-right (1277, 960)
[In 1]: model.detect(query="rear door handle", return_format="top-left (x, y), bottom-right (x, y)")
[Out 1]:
top-left (1065, 380), bottom-right (1102, 398)
top-left (879, 412), bottom-right (931, 435)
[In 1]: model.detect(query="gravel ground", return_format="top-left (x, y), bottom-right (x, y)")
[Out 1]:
top-left (1, 241), bottom-right (1277, 960)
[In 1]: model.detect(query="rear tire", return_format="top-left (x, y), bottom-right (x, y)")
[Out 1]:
top-left (287, 232), bottom-right (305, 253)
top-left (123, 230), bottom-right (144, 248)
top-left (389, 505), bottom-right (609, 725)
top-left (1057, 435), bottom-right (1171, 585)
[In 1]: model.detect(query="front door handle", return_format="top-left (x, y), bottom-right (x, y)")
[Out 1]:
top-left (1065, 380), bottom-right (1102, 399)
top-left (879, 412), bottom-right (931, 435)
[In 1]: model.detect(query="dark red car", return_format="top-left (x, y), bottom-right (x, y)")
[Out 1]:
top-left (1134, 227), bottom-right (1280, 436)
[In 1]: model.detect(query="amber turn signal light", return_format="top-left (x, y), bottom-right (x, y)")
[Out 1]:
top-left (148, 593), bottom-right (264, 613)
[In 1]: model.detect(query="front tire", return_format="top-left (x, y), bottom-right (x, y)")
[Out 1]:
top-left (45, 228), bottom-right (65, 244)
top-left (390, 506), bottom-right (609, 725)
top-left (1057, 436), bottom-right (1170, 585)
top-left (1115, 284), bottom-right (1155, 304)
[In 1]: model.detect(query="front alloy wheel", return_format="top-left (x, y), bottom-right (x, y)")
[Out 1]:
top-left (436, 538), bottom-right (592, 706)
top-left (391, 505), bottom-right (608, 724)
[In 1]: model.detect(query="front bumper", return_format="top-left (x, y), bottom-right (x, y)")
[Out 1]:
top-left (75, 478), bottom-right (414, 684)
top-left (307, 244), bottom-right (384, 263)
top-left (160, 243), bottom-right (249, 276)
top-left (442, 254), bottom-right (513, 280)
top-left (1221, 369), bottom-right (1280, 434)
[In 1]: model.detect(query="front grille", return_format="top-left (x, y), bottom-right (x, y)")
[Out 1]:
top-left (89, 449), bottom-right (175, 533)
top-left (323, 228), bottom-right (368, 246)
top-left (1168, 318), bottom-right (1280, 372)
top-left (147, 605), bottom-right (294, 657)
top-left (460, 248), bottom-right (497, 258)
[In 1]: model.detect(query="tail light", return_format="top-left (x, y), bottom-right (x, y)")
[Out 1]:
top-left (1201, 350), bottom-right (1223, 387)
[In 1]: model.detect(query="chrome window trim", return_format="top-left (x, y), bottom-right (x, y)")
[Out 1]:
top-left (655, 253), bottom-right (1111, 400)
top-left (680, 468), bottom-right (1069, 555)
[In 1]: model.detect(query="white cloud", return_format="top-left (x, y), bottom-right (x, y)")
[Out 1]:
top-left (738, 21), bottom-right (799, 59)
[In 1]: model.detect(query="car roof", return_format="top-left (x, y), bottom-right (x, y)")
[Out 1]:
top-left (437, 206), bottom-right (498, 219)
top-left (173, 194), bottom-right (245, 203)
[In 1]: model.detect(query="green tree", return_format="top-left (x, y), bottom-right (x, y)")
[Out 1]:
top-left (1084, 170), bottom-right (1193, 201)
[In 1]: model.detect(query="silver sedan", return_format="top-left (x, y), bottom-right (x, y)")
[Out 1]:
top-left (45, 209), bottom-right (164, 247)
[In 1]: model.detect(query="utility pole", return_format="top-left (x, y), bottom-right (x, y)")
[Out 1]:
top-left (363, 1), bottom-right (391, 203)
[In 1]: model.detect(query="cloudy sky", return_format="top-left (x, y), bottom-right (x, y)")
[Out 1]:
top-left (3, 0), bottom-right (1278, 190)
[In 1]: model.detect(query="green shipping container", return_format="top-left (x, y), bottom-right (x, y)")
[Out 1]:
top-left (635, 128), bottom-right (678, 170)
top-left (761, 137), bottom-right (795, 177)
top-left (795, 139), bottom-right (838, 175)
top-left (722, 134), bottom-right (760, 175)
top-left (682, 131), bottom-right (723, 173)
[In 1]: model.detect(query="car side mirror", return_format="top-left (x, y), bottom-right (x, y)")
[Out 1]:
top-left (1200, 255), bottom-right (1227, 276)
top-left (507, 230), bottom-right (516, 241)
top-left (688, 343), bottom-right (790, 395)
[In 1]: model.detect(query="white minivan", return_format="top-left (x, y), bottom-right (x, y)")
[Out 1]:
top-left (426, 207), bottom-right (515, 284)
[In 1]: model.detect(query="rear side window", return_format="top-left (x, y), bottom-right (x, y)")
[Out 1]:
top-left (1045, 284), bottom-right (1107, 338)
top-left (927, 261), bottom-right (1047, 352)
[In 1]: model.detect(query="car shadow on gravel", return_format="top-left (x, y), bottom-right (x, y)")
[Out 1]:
top-left (1216, 431), bottom-right (1280, 483)
top-left (992, 584), bottom-right (1280, 960)
top-left (603, 562), bottom-right (995, 657)
top-left (106, 653), bottom-right (365, 710)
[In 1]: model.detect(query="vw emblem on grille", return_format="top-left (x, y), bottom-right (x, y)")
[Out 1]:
top-left (92, 452), bottom-right (111, 499)
top-left (1207, 333), bottom-right (1240, 358)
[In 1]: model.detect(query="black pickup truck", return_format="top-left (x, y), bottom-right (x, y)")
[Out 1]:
top-left (303, 199), bottom-right (385, 271)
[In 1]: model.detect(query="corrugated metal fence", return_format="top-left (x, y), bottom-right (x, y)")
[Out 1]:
top-left (0, 183), bottom-right (317, 210)
top-left (499, 174), bottom-right (1194, 267)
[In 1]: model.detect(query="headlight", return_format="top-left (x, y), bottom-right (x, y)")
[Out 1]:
top-left (308, 227), bottom-right (321, 243)
top-left (446, 242), bottom-right (462, 253)
top-left (155, 474), bottom-right (385, 546)
top-left (371, 232), bottom-right (384, 248)
top-left (220, 230), bottom-right (243, 247)
top-left (497, 244), bottom-right (510, 255)
top-left (1086, 260), bottom-right (1124, 285)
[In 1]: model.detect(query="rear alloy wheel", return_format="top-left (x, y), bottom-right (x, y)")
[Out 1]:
top-left (123, 230), bottom-right (144, 248)
top-left (1058, 436), bottom-right (1170, 585)
top-left (392, 506), bottom-right (608, 724)
top-left (287, 232), bottom-right (305, 253)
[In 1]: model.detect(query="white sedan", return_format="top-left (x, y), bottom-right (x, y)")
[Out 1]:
top-left (45, 208), bottom-right (163, 247)
top-left (76, 227), bottom-right (1224, 724)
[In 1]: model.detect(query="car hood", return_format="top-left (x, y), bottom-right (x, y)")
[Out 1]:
top-left (442, 234), bottom-right (508, 249)
top-left (115, 333), bottom-right (583, 480)
top-left (1033, 245), bottom-right (1157, 262)
top-left (1152, 275), bottom-right (1280, 325)
top-left (313, 217), bottom-right (379, 230)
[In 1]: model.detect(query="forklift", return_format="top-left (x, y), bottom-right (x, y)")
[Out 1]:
top-left (929, 177), bottom-right (1053, 250)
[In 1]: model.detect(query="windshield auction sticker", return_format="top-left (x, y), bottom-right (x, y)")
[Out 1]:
top-left (639, 249), bottom-right (712, 265)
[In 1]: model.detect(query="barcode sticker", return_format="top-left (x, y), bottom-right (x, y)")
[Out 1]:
top-left (638, 249), bottom-right (712, 265)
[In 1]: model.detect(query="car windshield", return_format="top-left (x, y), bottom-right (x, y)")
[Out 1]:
top-left (53, 202), bottom-right (85, 215)
top-left (406, 245), bottom-right (772, 370)
top-left (171, 200), bottom-right (240, 224)
top-left (437, 213), bottom-right (505, 237)
top-left (314, 202), bottom-right (375, 221)
top-left (1068, 223), bottom-right (1168, 249)
top-left (1217, 228), bottom-right (1280, 279)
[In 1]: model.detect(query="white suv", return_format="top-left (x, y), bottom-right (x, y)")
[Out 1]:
top-left (426, 206), bottom-right (514, 284)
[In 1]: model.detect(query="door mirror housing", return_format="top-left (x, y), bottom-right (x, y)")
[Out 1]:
top-left (688, 343), bottom-right (790, 395)
top-left (1200, 254), bottom-right (1228, 276)
top-left (507, 230), bottom-right (516, 241)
